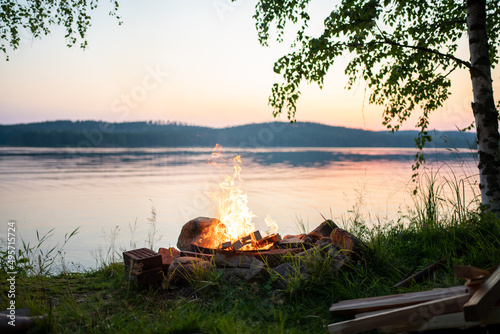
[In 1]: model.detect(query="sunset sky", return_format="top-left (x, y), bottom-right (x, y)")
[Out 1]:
top-left (0, 0), bottom-right (497, 130)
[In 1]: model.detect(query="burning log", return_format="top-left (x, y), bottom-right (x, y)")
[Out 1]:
top-left (219, 230), bottom-right (266, 251)
top-left (232, 239), bottom-right (254, 251)
top-left (220, 241), bottom-right (232, 250)
top-left (250, 230), bottom-right (263, 243)
top-left (255, 233), bottom-right (281, 248)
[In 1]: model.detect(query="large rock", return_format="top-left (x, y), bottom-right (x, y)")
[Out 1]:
top-left (310, 219), bottom-right (339, 239)
top-left (253, 248), bottom-right (303, 267)
top-left (272, 262), bottom-right (308, 290)
top-left (220, 258), bottom-right (268, 283)
top-left (177, 217), bottom-right (225, 251)
top-left (214, 252), bottom-right (255, 268)
top-left (330, 228), bottom-right (374, 260)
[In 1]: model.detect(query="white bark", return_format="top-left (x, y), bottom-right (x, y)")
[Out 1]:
top-left (466, 0), bottom-right (500, 213)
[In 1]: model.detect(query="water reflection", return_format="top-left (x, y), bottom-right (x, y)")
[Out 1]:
top-left (0, 146), bottom-right (477, 170)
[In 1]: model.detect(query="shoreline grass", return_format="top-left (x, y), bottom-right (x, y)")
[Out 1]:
top-left (1, 170), bottom-right (499, 333)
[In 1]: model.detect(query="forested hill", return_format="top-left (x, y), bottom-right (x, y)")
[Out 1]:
top-left (0, 120), bottom-right (477, 148)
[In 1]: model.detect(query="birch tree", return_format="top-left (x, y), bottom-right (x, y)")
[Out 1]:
top-left (254, 0), bottom-right (500, 213)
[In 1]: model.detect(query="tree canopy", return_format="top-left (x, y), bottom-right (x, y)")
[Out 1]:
top-left (255, 0), bottom-right (498, 148)
top-left (253, 0), bottom-right (500, 209)
top-left (0, 0), bottom-right (121, 60)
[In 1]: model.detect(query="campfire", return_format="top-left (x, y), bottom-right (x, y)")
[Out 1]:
top-left (191, 144), bottom-right (280, 252)
top-left (123, 145), bottom-right (372, 288)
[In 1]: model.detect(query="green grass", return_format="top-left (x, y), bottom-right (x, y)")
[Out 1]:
top-left (1, 170), bottom-right (500, 333)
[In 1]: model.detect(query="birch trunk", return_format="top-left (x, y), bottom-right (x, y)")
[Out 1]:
top-left (466, 0), bottom-right (500, 213)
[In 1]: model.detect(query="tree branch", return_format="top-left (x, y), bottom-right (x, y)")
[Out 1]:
top-left (345, 39), bottom-right (472, 69)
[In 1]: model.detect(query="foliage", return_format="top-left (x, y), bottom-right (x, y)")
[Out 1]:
top-left (253, 0), bottom-right (500, 168)
top-left (0, 0), bottom-right (121, 60)
top-left (0, 227), bottom-right (80, 276)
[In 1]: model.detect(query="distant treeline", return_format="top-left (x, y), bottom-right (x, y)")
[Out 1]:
top-left (0, 120), bottom-right (477, 148)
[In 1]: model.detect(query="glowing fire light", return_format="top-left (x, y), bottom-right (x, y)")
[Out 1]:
top-left (209, 144), bottom-right (278, 250)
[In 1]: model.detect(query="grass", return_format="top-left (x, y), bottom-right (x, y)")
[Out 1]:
top-left (1, 170), bottom-right (500, 333)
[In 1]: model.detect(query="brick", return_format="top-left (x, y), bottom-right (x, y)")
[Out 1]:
top-left (133, 267), bottom-right (164, 286)
top-left (158, 247), bottom-right (181, 273)
top-left (123, 248), bottom-right (162, 275)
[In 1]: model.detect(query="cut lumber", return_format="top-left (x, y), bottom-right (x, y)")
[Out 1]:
top-left (463, 265), bottom-right (500, 321)
top-left (328, 293), bottom-right (471, 334)
top-left (329, 285), bottom-right (468, 316)
top-left (393, 258), bottom-right (446, 288)
top-left (379, 307), bottom-right (500, 333)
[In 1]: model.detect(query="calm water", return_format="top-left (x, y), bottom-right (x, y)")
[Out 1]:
top-left (0, 146), bottom-right (479, 271)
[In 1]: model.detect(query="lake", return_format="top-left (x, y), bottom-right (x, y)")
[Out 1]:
top-left (0, 146), bottom-right (479, 271)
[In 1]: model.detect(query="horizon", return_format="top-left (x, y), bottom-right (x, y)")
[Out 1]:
top-left (1, 1), bottom-right (498, 132)
top-left (0, 118), bottom-right (479, 134)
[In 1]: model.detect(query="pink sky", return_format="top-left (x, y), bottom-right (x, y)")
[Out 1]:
top-left (0, 0), bottom-right (496, 131)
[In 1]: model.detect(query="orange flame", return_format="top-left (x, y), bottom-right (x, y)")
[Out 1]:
top-left (208, 145), bottom-right (278, 250)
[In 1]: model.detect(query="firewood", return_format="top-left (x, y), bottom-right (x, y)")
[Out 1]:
top-left (232, 240), bottom-right (245, 251)
top-left (250, 230), bottom-right (263, 243)
top-left (256, 233), bottom-right (281, 247)
top-left (220, 241), bottom-right (232, 250)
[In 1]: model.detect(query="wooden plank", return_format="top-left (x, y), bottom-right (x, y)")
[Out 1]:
top-left (379, 307), bottom-right (500, 333)
top-left (329, 285), bottom-right (468, 315)
top-left (463, 265), bottom-right (500, 321)
top-left (327, 293), bottom-right (471, 334)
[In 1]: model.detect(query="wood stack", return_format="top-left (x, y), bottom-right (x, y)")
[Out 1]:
top-left (328, 265), bottom-right (500, 333)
